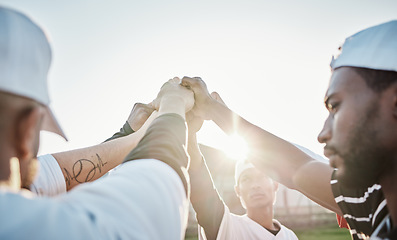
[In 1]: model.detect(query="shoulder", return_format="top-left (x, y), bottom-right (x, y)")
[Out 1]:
top-left (31, 154), bottom-right (66, 196)
top-left (331, 170), bottom-right (387, 238)
top-left (274, 220), bottom-right (299, 239)
top-left (331, 169), bottom-right (385, 215)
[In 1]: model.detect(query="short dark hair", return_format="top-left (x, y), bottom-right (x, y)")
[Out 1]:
top-left (351, 67), bottom-right (397, 93)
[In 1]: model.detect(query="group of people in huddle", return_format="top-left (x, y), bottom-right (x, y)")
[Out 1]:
top-left (0, 5), bottom-right (396, 240)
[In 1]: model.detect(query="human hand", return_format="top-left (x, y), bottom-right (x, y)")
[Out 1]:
top-left (186, 92), bottom-right (227, 135)
top-left (126, 103), bottom-right (155, 131)
top-left (181, 76), bottom-right (218, 120)
top-left (132, 110), bottom-right (159, 140)
top-left (152, 77), bottom-right (194, 113)
top-left (210, 91), bottom-right (227, 106)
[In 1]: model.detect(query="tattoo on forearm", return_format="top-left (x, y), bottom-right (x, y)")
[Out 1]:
top-left (64, 153), bottom-right (108, 186)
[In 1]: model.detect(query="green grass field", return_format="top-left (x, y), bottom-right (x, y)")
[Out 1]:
top-left (185, 224), bottom-right (352, 240)
top-left (294, 224), bottom-right (351, 240)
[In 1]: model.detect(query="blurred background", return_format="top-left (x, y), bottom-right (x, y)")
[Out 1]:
top-left (1, 1), bottom-right (396, 239)
top-left (187, 145), bottom-right (350, 239)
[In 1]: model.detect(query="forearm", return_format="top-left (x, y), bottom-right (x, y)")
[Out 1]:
top-left (208, 101), bottom-right (341, 213)
top-left (53, 112), bottom-right (158, 191)
top-left (158, 96), bottom-right (186, 119)
top-left (53, 133), bottom-right (142, 191)
top-left (188, 133), bottom-right (224, 240)
top-left (208, 101), bottom-right (310, 187)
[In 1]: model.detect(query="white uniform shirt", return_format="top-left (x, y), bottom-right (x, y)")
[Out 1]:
top-left (0, 158), bottom-right (189, 240)
top-left (199, 206), bottom-right (298, 240)
top-left (30, 154), bottom-right (67, 196)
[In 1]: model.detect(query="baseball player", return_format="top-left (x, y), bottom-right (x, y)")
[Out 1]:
top-left (182, 20), bottom-right (397, 238)
top-left (187, 104), bottom-right (298, 240)
top-left (0, 6), bottom-right (193, 240)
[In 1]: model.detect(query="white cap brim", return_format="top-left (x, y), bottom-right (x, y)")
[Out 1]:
top-left (41, 106), bottom-right (67, 141)
top-left (235, 161), bottom-right (255, 185)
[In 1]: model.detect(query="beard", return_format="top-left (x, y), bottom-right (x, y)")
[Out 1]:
top-left (335, 101), bottom-right (392, 189)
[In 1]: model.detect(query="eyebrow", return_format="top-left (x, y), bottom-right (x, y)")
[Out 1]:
top-left (324, 93), bottom-right (335, 110)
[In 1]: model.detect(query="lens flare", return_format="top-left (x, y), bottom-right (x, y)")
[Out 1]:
top-left (221, 134), bottom-right (249, 161)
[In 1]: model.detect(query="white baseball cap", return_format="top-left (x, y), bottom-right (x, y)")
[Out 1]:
top-left (0, 6), bottom-right (66, 140)
top-left (330, 20), bottom-right (397, 72)
top-left (234, 160), bottom-right (255, 185)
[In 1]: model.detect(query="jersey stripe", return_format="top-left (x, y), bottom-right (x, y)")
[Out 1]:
top-left (343, 213), bottom-right (372, 222)
top-left (334, 184), bottom-right (381, 203)
top-left (330, 170), bottom-right (387, 240)
top-left (372, 199), bottom-right (387, 226)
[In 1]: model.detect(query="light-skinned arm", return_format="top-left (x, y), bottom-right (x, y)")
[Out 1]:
top-left (52, 103), bottom-right (155, 191)
top-left (187, 111), bottom-right (224, 240)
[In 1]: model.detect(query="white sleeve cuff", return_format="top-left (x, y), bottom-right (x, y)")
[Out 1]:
top-left (30, 154), bottom-right (66, 196)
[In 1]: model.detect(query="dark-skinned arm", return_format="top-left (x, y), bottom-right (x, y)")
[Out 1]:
top-left (181, 76), bottom-right (342, 216)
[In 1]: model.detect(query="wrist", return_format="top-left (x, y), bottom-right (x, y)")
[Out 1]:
top-left (187, 131), bottom-right (197, 141)
top-left (206, 98), bottom-right (223, 120)
top-left (125, 120), bottom-right (136, 133)
top-left (159, 96), bottom-right (186, 119)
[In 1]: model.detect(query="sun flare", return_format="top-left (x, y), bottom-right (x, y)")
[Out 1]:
top-left (220, 134), bottom-right (249, 161)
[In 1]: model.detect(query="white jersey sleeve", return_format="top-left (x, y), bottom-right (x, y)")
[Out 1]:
top-left (1, 159), bottom-right (188, 240)
top-left (30, 154), bottom-right (67, 196)
top-left (199, 205), bottom-right (298, 240)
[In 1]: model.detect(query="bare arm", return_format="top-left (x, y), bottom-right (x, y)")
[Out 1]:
top-left (182, 76), bottom-right (342, 215)
top-left (187, 114), bottom-right (224, 240)
top-left (104, 103), bottom-right (155, 142)
top-left (53, 108), bottom-right (157, 191)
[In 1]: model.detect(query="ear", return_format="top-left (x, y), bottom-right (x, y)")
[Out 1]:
top-left (234, 184), bottom-right (240, 197)
top-left (15, 107), bottom-right (43, 160)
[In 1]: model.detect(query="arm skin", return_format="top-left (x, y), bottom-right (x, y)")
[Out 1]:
top-left (52, 107), bottom-right (157, 191)
top-left (53, 78), bottom-right (193, 192)
top-left (188, 130), bottom-right (224, 240)
top-left (123, 78), bottom-right (195, 194)
top-left (181, 76), bottom-right (343, 216)
top-left (104, 103), bottom-right (155, 142)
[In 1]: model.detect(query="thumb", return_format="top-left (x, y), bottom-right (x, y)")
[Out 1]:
top-left (169, 77), bottom-right (181, 84)
top-left (146, 101), bottom-right (156, 110)
top-left (211, 91), bottom-right (227, 106)
top-left (149, 99), bottom-right (160, 110)
top-left (181, 76), bottom-right (195, 89)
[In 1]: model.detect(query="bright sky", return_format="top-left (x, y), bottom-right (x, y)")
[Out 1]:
top-left (1, 0), bottom-right (396, 158)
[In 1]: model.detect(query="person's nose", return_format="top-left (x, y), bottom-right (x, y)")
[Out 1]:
top-left (250, 180), bottom-right (262, 190)
top-left (318, 115), bottom-right (332, 144)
